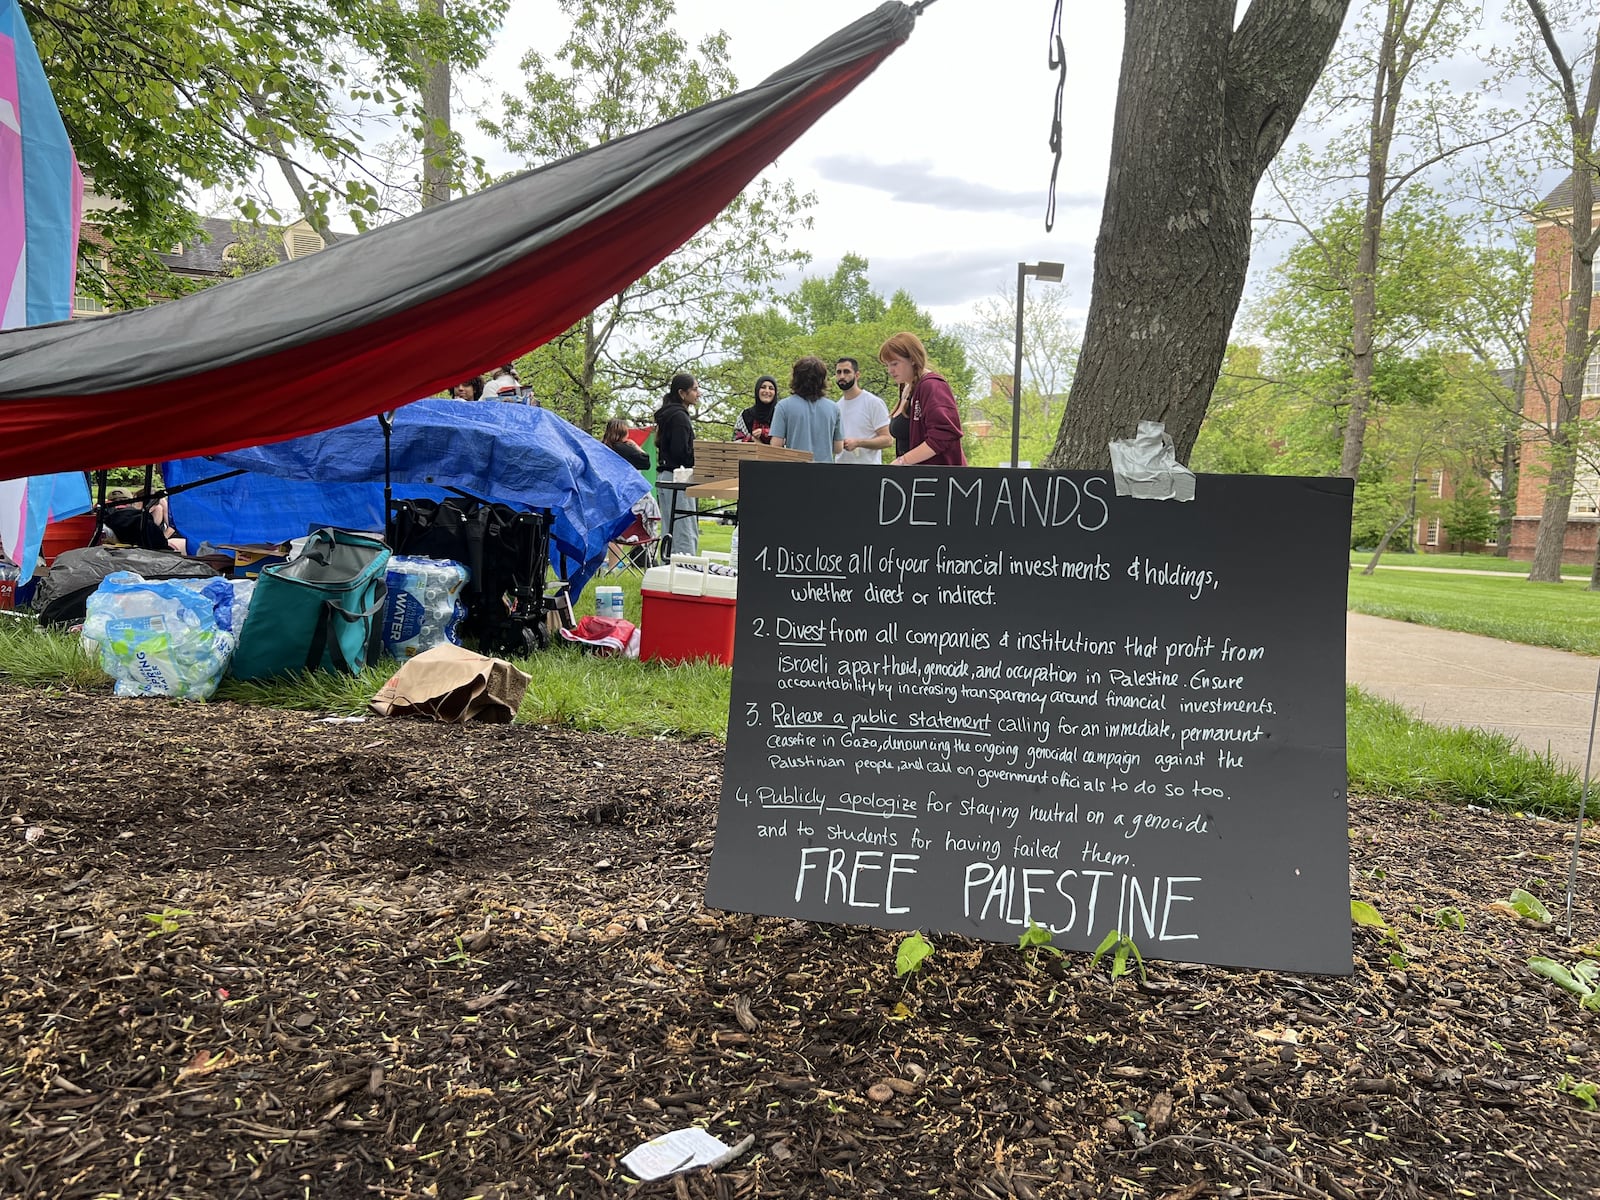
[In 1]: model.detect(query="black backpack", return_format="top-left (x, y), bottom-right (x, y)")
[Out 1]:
top-left (33, 547), bottom-right (220, 627)
top-left (390, 498), bottom-right (556, 656)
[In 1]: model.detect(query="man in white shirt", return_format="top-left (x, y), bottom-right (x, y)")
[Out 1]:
top-left (834, 357), bottom-right (891, 465)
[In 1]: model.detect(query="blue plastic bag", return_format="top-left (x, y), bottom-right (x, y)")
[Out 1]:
top-left (82, 572), bottom-right (238, 700)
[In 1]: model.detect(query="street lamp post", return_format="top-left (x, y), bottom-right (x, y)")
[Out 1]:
top-left (1011, 261), bottom-right (1065, 468)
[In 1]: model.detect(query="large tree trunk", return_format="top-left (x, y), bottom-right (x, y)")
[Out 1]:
top-left (418, 0), bottom-right (452, 208)
top-left (1339, 3), bottom-right (1404, 480)
top-left (1524, 4), bottom-right (1599, 583)
top-left (1496, 426), bottom-right (1518, 557)
top-left (1044, 0), bottom-right (1350, 469)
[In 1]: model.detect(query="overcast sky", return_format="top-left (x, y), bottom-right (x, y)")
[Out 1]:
top-left (459, 1), bottom-right (1126, 327)
top-left (456, 2), bottom-right (1588, 335)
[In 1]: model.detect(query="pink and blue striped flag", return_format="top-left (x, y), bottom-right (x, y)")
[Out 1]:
top-left (1, 0), bottom-right (90, 583)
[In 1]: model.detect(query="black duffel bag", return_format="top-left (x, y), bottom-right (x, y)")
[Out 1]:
top-left (33, 547), bottom-right (220, 627)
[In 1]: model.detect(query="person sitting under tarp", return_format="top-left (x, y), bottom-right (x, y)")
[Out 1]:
top-left (100, 489), bottom-right (187, 555)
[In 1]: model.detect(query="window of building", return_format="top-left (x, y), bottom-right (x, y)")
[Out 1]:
top-left (1586, 347), bottom-right (1600, 399)
top-left (1430, 470), bottom-right (1445, 499)
top-left (1574, 469), bottom-right (1600, 517)
top-left (72, 257), bottom-right (110, 316)
top-left (1426, 517), bottom-right (1441, 546)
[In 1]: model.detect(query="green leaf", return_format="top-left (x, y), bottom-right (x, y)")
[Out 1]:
top-left (1509, 889), bottom-right (1552, 922)
top-left (1089, 929), bottom-right (1122, 968)
top-left (1350, 900), bottom-right (1391, 931)
top-left (1018, 921), bottom-right (1055, 950)
top-left (1529, 956), bottom-right (1592, 996)
top-left (1559, 1075), bottom-right (1600, 1109)
top-left (895, 932), bottom-right (933, 978)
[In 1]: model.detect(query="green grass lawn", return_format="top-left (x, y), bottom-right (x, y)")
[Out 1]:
top-left (6, 512), bottom-right (1594, 817)
top-left (1347, 568), bottom-right (1600, 656)
top-left (1351, 550), bottom-right (1589, 577)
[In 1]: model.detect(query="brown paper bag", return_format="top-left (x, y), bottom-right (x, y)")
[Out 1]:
top-left (369, 644), bottom-right (531, 723)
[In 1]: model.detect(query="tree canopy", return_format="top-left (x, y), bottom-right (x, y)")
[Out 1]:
top-left (704, 254), bottom-right (974, 437)
top-left (482, 0), bottom-right (813, 433)
top-left (24, 0), bottom-right (507, 303)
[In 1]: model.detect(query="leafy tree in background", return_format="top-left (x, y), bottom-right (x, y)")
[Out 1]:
top-left (22, 0), bottom-right (507, 304)
top-left (1265, 0), bottom-right (1500, 482)
top-left (482, 0), bottom-right (813, 433)
top-left (224, 225), bottom-right (285, 278)
top-left (1246, 195), bottom-right (1522, 504)
top-left (957, 284), bottom-right (1079, 467)
top-left (1444, 475), bottom-right (1496, 549)
top-left (1190, 344), bottom-right (1311, 476)
top-left (1499, 3), bottom-right (1600, 584)
top-left (706, 254), bottom-right (973, 438)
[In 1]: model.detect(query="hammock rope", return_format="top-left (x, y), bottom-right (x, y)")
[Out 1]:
top-left (1045, 0), bottom-right (1066, 232)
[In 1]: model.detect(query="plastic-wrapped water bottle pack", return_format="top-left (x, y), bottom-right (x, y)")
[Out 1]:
top-left (382, 556), bottom-right (469, 659)
top-left (81, 572), bottom-right (239, 700)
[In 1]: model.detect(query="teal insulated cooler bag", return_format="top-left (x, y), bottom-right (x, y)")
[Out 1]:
top-left (232, 529), bottom-right (392, 680)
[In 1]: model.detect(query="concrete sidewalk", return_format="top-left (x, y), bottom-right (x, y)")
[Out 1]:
top-left (1347, 612), bottom-right (1600, 772)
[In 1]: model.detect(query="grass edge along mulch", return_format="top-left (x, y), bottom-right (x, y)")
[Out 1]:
top-left (1, 619), bottom-right (1590, 818)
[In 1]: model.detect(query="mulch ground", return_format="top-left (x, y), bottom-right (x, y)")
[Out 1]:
top-left (3, 683), bottom-right (1600, 1200)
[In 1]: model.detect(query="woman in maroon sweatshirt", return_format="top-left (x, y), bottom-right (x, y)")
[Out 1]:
top-left (879, 331), bottom-right (965, 466)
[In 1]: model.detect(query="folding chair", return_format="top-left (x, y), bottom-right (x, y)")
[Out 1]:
top-left (606, 494), bottom-right (662, 577)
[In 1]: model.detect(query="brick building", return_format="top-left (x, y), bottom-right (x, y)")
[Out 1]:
top-left (1512, 175), bottom-right (1600, 564)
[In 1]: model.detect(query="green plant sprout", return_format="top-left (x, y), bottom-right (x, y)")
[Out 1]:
top-left (1350, 900), bottom-right (1409, 968)
top-left (1507, 888), bottom-right (1552, 923)
top-left (142, 907), bottom-right (192, 938)
top-left (426, 936), bottom-right (486, 969)
top-left (1557, 1075), bottom-right (1600, 1110)
top-left (1433, 907), bottom-right (1465, 931)
top-left (1018, 920), bottom-right (1064, 965)
top-left (895, 932), bottom-right (933, 978)
top-left (1090, 930), bottom-right (1147, 984)
top-left (1528, 957), bottom-right (1600, 1011)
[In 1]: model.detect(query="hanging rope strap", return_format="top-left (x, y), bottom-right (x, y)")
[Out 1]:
top-left (1045, 0), bottom-right (1066, 232)
top-left (908, 0), bottom-right (941, 14)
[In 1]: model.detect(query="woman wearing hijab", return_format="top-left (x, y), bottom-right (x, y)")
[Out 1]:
top-left (735, 375), bottom-right (779, 443)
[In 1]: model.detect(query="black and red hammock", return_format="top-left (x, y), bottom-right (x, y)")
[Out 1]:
top-left (0, 2), bottom-right (916, 480)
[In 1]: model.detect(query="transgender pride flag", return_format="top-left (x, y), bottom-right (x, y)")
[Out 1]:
top-left (1, 0), bottom-right (90, 583)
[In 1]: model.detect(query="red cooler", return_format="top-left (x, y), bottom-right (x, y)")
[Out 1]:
top-left (639, 589), bottom-right (737, 666)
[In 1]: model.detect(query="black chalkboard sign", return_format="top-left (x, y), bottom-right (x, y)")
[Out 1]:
top-left (705, 464), bottom-right (1354, 975)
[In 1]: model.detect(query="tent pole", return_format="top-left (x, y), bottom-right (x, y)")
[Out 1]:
top-left (379, 412), bottom-right (395, 545)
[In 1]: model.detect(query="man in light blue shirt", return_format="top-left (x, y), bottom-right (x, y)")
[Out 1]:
top-left (770, 356), bottom-right (843, 464)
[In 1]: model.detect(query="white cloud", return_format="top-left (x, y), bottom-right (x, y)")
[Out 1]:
top-left (463, 1), bottom-right (1124, 327)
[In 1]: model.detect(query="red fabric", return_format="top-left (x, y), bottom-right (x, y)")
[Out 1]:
top-left (0, 51), bottom-right (895, 480)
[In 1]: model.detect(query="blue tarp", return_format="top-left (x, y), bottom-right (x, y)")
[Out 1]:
top-left (162, 400), bottom-right (649, 598)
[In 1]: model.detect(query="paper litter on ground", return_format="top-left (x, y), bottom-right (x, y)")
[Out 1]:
top-left (621, 1127), bottom-right (735, 1180)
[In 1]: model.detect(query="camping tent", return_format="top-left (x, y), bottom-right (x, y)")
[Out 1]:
top-left (162, 400), bottom-right (650, 595)
top-left (0, 3), bottom-right (917, 481)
